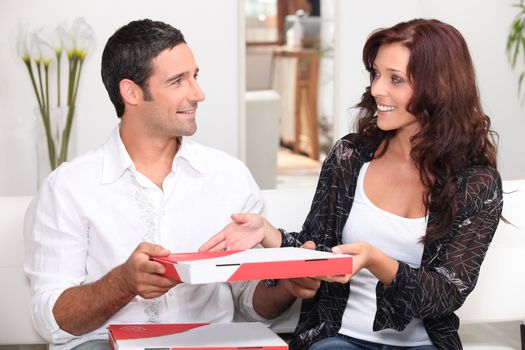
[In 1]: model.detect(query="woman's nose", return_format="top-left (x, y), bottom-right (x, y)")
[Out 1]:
top-left (371, 77), bottom-right (386, 98)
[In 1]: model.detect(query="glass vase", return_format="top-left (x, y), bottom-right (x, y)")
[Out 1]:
top-left (34, 105), bottom-right (77, 187)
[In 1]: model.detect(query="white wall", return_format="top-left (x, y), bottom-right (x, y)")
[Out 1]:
top-left (2, 1), bottom-right (524, 195)
top-left (336, 0), bottom-right (525, 180)
top-left (0, 0), bottom-right (240, 195)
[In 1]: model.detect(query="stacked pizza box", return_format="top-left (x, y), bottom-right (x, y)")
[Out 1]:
top-left (108, 247), bottom-right (353, 349)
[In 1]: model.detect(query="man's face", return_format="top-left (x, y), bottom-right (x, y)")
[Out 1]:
top-left (138, 43), bottom-right (205, 138)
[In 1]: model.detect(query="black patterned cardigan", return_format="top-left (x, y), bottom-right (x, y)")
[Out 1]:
top-left (280, 133), bottom-right (503, 350)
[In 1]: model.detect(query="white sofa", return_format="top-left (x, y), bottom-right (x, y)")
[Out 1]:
top-left (1, 181), bottom-right (524, 348)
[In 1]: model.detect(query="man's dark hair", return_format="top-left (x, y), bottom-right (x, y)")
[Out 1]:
top-left (101, 19), bottom-right (186, 118)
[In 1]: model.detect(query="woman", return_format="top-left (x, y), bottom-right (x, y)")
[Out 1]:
top-left (202, 19), bottom-right (503, 350)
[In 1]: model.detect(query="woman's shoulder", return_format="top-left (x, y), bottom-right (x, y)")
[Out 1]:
top-left (458, 165), bottom-right (501, 188)
top-left (456, 165), bottom-right (503, 206)
top-left (333, 133), bottom-right (373, 153)
top-left (326, 133), bottom-right (373, 164)
top-left (339, 133), bottom-right (362, 145)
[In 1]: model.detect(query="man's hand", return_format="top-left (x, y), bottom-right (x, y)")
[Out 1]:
top-left (53, 242), bottom-right (179, 336)
top-left (119, 242), bottom-right (179, 299)
top-left (252, 241), bottom-right (320, 319)
top-left (280, 241), bottom-right (320, 299)
top-left (199, 213), bottom-right (266, 252)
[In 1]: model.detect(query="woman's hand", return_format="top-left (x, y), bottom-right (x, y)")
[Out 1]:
top-left (318, 241), bottom-right (399, 286)
top-left (316, 242), bottom-right (374, 284)
top-left (199, 213), bottom-right (275, 252)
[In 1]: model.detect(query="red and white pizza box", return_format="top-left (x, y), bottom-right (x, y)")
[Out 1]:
top-left (108, 322), bottom-right (288, 350)
top-left (152, 247), bottom-right (352, 284)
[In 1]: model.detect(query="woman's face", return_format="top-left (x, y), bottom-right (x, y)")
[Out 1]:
top-left (371, 43), bottom-right (419, 136)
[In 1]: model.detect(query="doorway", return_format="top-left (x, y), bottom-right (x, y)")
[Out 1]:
top-left (243, 0), bottom-right (337, 189)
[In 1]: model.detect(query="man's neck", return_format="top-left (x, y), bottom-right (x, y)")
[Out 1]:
top-left (119, 125), bottom-right (180, 189)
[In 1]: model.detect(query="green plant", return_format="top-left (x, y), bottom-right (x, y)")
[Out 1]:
top-left (507, 0), bottom-right (525, 97)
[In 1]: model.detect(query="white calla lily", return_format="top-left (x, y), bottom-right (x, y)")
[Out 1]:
top-left (16, 22), bottom-right (30, 63)
top-left (29, 33), bottom-right (43, 64)
top-left (57, 22), bottom-right (75, 59)
top-left (72, 17), bottom-right (96, 59)
top-left (33, 30), bottom-right (56, 67)
top-left (16, 17), bottom-right (95, 170)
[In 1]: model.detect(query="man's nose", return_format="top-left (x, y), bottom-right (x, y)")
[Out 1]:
top-left (189, 80), bottom-right (205, 102)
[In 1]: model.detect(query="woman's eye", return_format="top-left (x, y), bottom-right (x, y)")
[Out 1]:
top-left (391, 75), bottom-right (404, 84)
top-left (194, 73), bottom-right (199, 80)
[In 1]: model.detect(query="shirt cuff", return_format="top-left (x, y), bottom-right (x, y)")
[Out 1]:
top-left (32, 289), bottom-right (79, 344)
top-left (233, 280), bottom-right (273, 325)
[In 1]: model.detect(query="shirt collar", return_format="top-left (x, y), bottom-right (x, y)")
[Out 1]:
top-left (174, 138), bottom-right (208, 175)
top-left (102, 125), bottom-right (134, 184)
top-left (101, 127), bottom-right (208, 184)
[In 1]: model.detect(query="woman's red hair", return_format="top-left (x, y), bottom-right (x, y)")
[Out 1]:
top-left (355, 18), bottom-right (498, 243)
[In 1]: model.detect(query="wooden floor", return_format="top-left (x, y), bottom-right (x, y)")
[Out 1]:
top-left (276, 147), bottom-right (321, 189)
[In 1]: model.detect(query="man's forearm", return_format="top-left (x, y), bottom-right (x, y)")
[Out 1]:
top-left (52, 265), bottom-right (135, 335)
top-left (252, 280), bottom-right (296, 319)
top-left (261, 220), bottom-right (283, 248)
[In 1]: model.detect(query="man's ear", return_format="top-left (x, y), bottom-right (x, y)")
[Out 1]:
top-left (119, 79), bottom-right (142, 106)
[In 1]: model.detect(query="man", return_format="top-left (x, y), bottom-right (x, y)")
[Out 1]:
top-left (24, 19), bottom-right (269, 350)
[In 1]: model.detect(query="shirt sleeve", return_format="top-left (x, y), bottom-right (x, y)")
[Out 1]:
top-left (230, 280), bottom-right (273, 324)
top-left (24, 171), bottom-right (88, 344)
top-left (373, 167), bottom-right (504, 331)
top-left (230, 164), bottom-right (271, 321)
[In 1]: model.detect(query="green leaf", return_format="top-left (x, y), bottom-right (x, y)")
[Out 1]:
top-left (507, 1), bottom-right (525, 100)
top-left (511, 35), bottom-right (521, 67)
top-left (518, 72), bottom-right (525, 94)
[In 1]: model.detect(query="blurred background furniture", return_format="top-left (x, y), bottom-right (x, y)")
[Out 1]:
top-left (0, 196), bottom-right (45, 347)
top-left (271, 46), bottom-right (320, 160)
top-left (245, 90), bottom-right (281, 190)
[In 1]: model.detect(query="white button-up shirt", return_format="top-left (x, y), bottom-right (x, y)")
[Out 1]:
top-left (24, 127), bottom-right (264, 349)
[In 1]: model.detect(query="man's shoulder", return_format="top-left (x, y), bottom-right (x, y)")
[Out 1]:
top-left (183, 140), bottom-right (247, 169)
top-left (44, 146), bottom-right (104, 188)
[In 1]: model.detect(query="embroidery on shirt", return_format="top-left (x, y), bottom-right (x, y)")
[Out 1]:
top-left (130, 173), bottom-right (162, 322)
top-left (130, 174), bottom-right (158, 244)
top-left (144, 298), bottom-right (162, 323)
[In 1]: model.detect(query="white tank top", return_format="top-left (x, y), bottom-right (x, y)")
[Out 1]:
top-left (338, 161), bottom-right (433, 346)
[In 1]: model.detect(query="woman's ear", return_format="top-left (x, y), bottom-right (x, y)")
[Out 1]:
top-left (119, 79), bottom-right (142, 106)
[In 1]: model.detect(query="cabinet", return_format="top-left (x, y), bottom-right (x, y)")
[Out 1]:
top-left (271, 47), bottom-right (320, 160)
